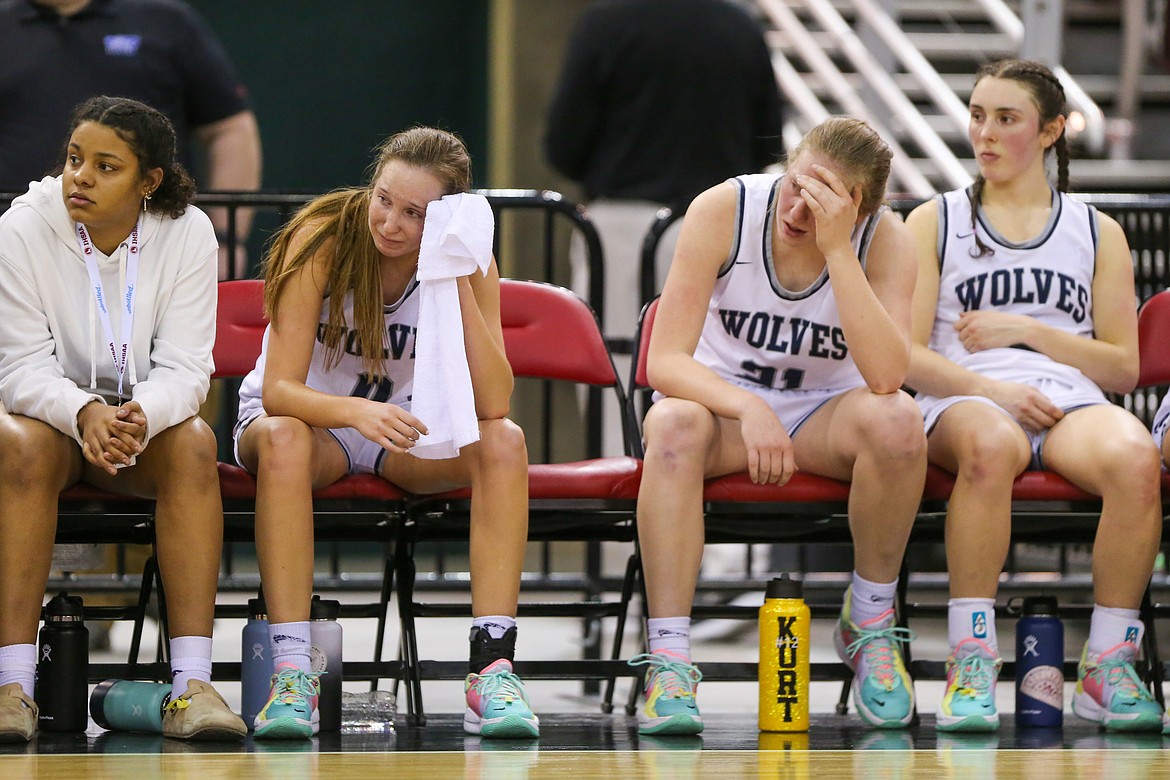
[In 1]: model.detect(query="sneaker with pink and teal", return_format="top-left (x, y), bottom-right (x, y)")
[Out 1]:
top-left (833, 588), bottom-right (916, 728)
top-left (464, 659), bottom-right (540, 738)
top-left (628, 650), bottom-right (703, 735)
top-left (1072, 641), bottom-right (1162, 732)
top-left (253, 663), bottom-right (320, 739)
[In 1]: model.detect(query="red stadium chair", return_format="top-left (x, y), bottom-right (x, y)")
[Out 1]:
top-left (395, 279), bottom-right (642, 723)
top-left (213, 279), bottom-right (410, 688)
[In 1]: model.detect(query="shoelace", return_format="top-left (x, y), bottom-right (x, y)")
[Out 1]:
top-left (951, 654), bottom-right (998, 699)
top-left (628, 653), bottom-right (702, 699)
top-left (1090, 658), bottom-right (1151, 702)
top-left (471, 667), bottom-right (528, 705)
top-left (271, 668), bottom-right (321, 705)
top-left (845, 625), bottom-right (914, 691)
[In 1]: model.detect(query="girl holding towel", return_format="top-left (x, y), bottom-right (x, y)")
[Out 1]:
top-left (234, 127), bottom-right (537, 739)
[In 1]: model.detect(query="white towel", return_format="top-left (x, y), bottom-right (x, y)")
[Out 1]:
top-left (409, 192), bottom-right (495, 460)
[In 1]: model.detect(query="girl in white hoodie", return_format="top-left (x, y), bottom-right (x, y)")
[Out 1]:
top-left (0, 96), bottom-right (245, 742)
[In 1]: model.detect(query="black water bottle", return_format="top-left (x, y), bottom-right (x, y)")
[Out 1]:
top-left (36, 593), bottom-right (89, 732)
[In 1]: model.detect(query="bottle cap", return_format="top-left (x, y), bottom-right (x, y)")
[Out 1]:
top-left (89, 680), bottom-right (118, 729)
top-left (310, 594), bottom-right (341, 620)
top-left (1022, 595), bottom-right (1058, 616)
top-left (765, 574), bottom-right (802, 599)
top-left (45, 592), bottom-right (84, 622)
top-left (248, 593), bottom-right (268, 619)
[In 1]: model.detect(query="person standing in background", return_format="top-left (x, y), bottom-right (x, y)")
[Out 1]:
top-left (544, 0), bottom-right (785, 457)
top-left (0, 0), bottom-right (262, 279)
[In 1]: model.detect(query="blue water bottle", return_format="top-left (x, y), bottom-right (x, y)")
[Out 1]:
top-left (1015, 595), bottom-right (1064, 727)
top-left (241, 595), bottom-right (274, 730)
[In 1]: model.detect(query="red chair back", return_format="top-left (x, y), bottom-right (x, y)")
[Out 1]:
top-left (1138, 289), bottom-right (1170, 387)
top-left (213, 279), bottom-right (267, 379)
top-left (632, 297), bottom-right (660, 392)
top-left (499, 278), bottom-right (617, 387)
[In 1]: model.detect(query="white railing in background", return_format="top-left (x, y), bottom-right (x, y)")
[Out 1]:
top-left (758, 0), bottom-right (952, 196)
top-left (759, 0), bottom-right (1110, 189)
top-left (988, 0), bottom-right (1107, 155)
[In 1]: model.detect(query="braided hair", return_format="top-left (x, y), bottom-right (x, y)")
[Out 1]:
top-left (966, 59), bottom-right (1069, 258)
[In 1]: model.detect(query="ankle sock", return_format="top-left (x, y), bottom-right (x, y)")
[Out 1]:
top-left (269, 621), bottom-right (312, 672)
top-left (1088, 605), bottom-right (1143, 655)
top-left (849, 571), bottom-right (897, 626)
top-left (647, 617), bottom-right (692, 662)
top-left (169, 635), bottom-right (213, 695)
top-left (948, 598), bottom-right (997, 654)
top-left (0, 644), bottom-right (36, 698)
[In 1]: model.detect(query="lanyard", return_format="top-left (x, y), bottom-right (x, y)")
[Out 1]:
top-left (76, 220), bottom-right (140, 400)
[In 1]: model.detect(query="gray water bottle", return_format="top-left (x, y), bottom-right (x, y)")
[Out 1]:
top-left (241, 595), bottom-right (274, 729)
top-left (310, 595), bottom-right (343, 732)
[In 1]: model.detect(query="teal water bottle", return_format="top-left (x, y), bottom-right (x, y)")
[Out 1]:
top-left (90, 680), bottom-right (172, 733)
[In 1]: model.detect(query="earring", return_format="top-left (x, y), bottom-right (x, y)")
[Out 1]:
top-left (142, 191), bottom-right (153, 213)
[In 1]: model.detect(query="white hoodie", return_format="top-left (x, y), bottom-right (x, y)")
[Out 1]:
top-left (0, 176), bottom-right (217, 448)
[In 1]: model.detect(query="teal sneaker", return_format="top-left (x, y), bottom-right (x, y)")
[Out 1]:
top-left (833, 588), bottom-right (915, 728)
top-left (253, 663), bottom-right (320, 739)
top-left (936, 638), bottom-right (1001, 732)
top-left (628, 650), bottom-right (703, 735)
top-left (464, 659), bottom-right (540, 738)
top-left (1072, 641), bottom-right (1162, 732)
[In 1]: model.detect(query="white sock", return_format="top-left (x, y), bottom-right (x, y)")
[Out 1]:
top-left (269, 621), bottom-right (312, 671)
top-left (849, 572), bottom-right (897, 626)
top-left (647, 617), bottom-right (691, 662)
top-left (0, 644), bottom-right (36, 698)
top-left (169, 635), bottom-right (213, 695)
top-left (948, 598), bottom-right (997, 653)
top-left (1088, 605), bottom-right (1143, 655)
top-left (472, 615), bottom-right (517, 640)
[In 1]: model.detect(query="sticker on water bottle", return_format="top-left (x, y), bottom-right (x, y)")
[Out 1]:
top-left (1020, 666), bottom-right (1063, 709)
top-left (310, 644), bottom-right (328, 674)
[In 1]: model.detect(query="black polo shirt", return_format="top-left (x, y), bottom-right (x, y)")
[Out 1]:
top-left (0, 0), bottom-right (251, 190)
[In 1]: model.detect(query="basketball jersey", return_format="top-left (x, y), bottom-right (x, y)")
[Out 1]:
top-left (690, 173), bottom-right (881, 395)
top-left (929, 187), bottom-right (1099, 384)
top-left (237, 280), bottom-right (421, 424)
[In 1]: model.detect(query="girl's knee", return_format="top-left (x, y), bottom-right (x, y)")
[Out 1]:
top-left (477, 418), bottom-right (528, 468)
top-left (642, 400), bottom-right (715, 457)
top-left (252, 416), bottom-right (315, 465)
top-left (0, 418), bottom-right (70, 487)
top-left (149, 417), bottom-right (219, 475)
top-left (855, 392), bottom-right (926, 460)
top-left (1098, 433), bottom-right (1162, 499)
top-left (951, 421), bottom-right (1027, 484)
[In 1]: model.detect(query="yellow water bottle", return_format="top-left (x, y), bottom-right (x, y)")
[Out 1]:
top-left (759, 574), bottom-right (810, 732)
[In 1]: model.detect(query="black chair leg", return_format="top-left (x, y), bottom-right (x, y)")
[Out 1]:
top-left (394, 535), bottom-right (425, 725)
top-left (371, 549), bottom-right (395, 691)
top-left (1140, 585), bottom-right (1165, 707)
top-left (602, 549), bottom-right (640, 714)
top-left (128, 552), bottom-right (158, 676)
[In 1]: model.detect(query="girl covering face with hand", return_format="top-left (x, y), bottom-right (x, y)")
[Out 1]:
top-left (631, 117), bottom-right (927, 735)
